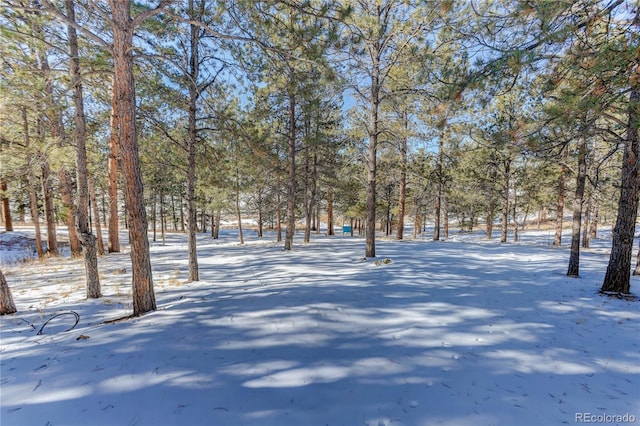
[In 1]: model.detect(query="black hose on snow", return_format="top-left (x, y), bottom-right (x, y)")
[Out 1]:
top-left (36, 311), bottom-right (80, 335)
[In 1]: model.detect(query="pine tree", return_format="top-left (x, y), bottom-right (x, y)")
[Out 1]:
top-left (66, 0), bottom-right (101, 298)
top-left (0, 269), bottom-right (17, 315)
top-left (342, 0), bottom-right (446, 257)
top-left (109, 0), bottom-right (160, 315)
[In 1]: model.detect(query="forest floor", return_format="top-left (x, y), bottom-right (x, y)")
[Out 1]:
top-left (1, 226), bottom-right (639, 426)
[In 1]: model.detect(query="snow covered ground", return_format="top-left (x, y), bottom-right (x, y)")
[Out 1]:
top-left (1, 226), bottom-right (639, 426)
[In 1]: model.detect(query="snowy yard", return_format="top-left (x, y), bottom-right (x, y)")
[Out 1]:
top-left (1, 228), bottom-right (639, 426)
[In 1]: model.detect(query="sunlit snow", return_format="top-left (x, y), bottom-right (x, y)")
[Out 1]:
top-left (1, 225), bottom-right (638, 426)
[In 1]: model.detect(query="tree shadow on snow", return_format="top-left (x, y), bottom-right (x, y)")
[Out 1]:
top-left (1, 234), bottom-right (638, 426)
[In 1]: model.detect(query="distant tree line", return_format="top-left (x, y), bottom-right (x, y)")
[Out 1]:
top-left (0, 0), bottom-right (637, 316)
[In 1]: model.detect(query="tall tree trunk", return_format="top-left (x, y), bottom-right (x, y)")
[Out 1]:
top-left (110, 0), bottom-right (155, 315)
top-left (35, 18), bottom-right (81, 257)
top-left (304, 144), bottom-right (312, 244)
top-left (582, 196), bottom-right (592, 249)
top-left (500, 160), bottom-right (510, 243)
top-left (554, 147), bottom-right (568, 246)
top-left (413, 202), bottom-right (420, 239)
top-left (108, 77), bottom-right (121, 253)
top-left (634, 240), bottom-right (640, 276)
top-left (602, 86), bottom-right (639, 294)
top-left (434, 136), bottom-right (443, 241)
top-left (486, 198), bottom-right (495, 239)
top-left (284, 77), bottom-right (297, 251)
top-left (211, 207), bottom-right (215, 237)
top-left (589, 202), bottom-right (599, 242)
top-left (385, 187), bottom-right (391, 236)
top-left (309, 147), bottom-right (318, 238)
top-left (28, 169), bottom-right (44, 258)
top-left (179, 195), bottom-right (185, 232)
top-left (235, 166), bottom-right (244, 245)
top-left (396, 112), bottom-right (407, 240)
top-left (1, 180), bottom-right (13, 232)
top-left (327, 188), bottom-right (334, 236)
top-left (312, 205), bottom-right (317, 232)
top-left (257, 197), bottom-right (264, 238)
top-left (186, 10), bottom-right (199, 281)
top-left (88, 177), bottom-right (105, 255)
top-left (443, 195), bottom-right (449, 239)
top-left (304, 144), bottom-right (318, 244)
top-left (0, 269), bottom-right (17, 315)
top-left (152, 191), bottom-right (157, 242)
top-left (567, 137), bottom-right (587, 277)
top-left (276, 187), bottom-right (282, 242)
top-left (40, 161), bottom-right (58, 256)
top-left (101, 192), bottom-right (107, 227)
top-left (160, 191), bottom-right (166, 246)
top-left (365, 62), bottom-right (380, 258)
top-left (67, 0), bottom-right (101, 298)
top-left (214, 209), bottom-right (221, 239)
top-left (50, 129), bottom-right (78, 255)
top-left (512, 196), bottom-right (519, 242)
top-left (170, 194), bottom-right (177, 231)
top-left (60, 170), bottom-right (82, 256)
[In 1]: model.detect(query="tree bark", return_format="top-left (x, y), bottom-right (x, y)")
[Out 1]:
top-left (303, 142), bottom-right (318, 244)
top-left (1, 180), bottom-right (13, 232)
top-left (152, 192), bottom-right (157, 242)
top-left (110, 0), bottom-right (155, 315)
top-left (40, 161), bottom-right (58, 256)
top-left (634, 239), bottom-right (640, 276)
top-left (582, 196), bottom-right (591, 249)
top-left (554, 147), bottom-right (568, 246)
top-left (160, 191), bottom-right (166, 246)
top-left (67, 0), bottom-right (101, 298)
top-left (602, 86), bottom-right (639, 294)
top-left (89, 177), bottom-right (105, 255)
top-left (108, 77), bottom-right (121, 253)
top-left (512, 196), bottom-right (519, 242)
top-left (327, 188), bottom-right (334, 236)
top-left (35, 18), bottom-right (81, 257)
top-left (434, 136), bottom-right (443, 241)
top-left (304, 142), bottom-right (312, 243)
top-left (486, 198), bottom-right (495, 239)
top-left (365, 59), bottom-right (380, 258)
top-left (567, 137), bottom-right (587, 277)
top-left (186, 2), bottom-right (200, 281)
top-left (396, 112), bottom-right (407, 240)
top-left (0, 269), bottom-right (17, 315)
top-left (235, 166), bottom-right (244, 245)
top-left (210, 207), bottom-right (216, 238)
top-left (284, 75), bottom-right (297, 251)
top-left (59, 170), bottom-right (82, 257)
top-left (385, 186), bottom-right (392, 236)
top-left (589, 203), bottom-right (598, 242)
top-left (257, 196), bottom-right (264, 237)
top-left (170, 194), bottom-right (177, 231)
top-left (28, 168), bottom-right (44, 258)
top-left (500, 160), bottom-right (510, 243)
top-left (214, 209), bottom-right (221, 239)
top-left (276, 187), bottom-right (282, 242)
top-left (179, 195), bottom-right (185, 232)
top-left (443, 195), bottom-right (449, 239)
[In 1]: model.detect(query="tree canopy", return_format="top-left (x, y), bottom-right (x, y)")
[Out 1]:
top-left (0, 0), bottom-right (637, 316)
